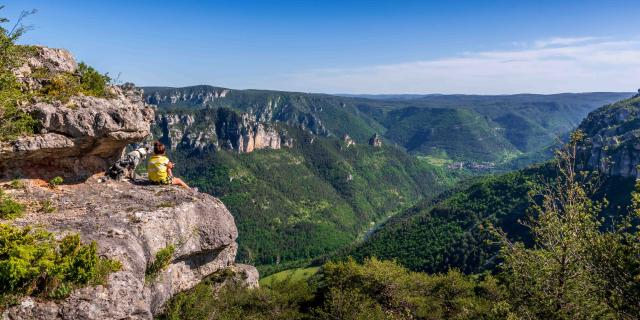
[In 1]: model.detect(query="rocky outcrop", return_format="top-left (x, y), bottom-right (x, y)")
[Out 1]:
top-left (145, 85), bottom-right (229, 107)
top-left (238, 125), bottom-right (281, 152)
top-left (342, 134), bottom-right (355, 148)
top-left (143, 86), bottom-right (331, 137)
top-left (13, 47), bottom-right (77, 91)
top-left (0, 46), bottom-right (258, 319)
top-left (2, 178), bottom-right (258, 319)
top-left (368, 133), bottom-right (382, 147)
top-left (154, 108), bottom-right (291, 154)
top-left (0, 47), bottom-right (154, 181)
top-left (208, 264), bottom-right (260, 294)
top-left (577, 94), bottom-right (640, 178)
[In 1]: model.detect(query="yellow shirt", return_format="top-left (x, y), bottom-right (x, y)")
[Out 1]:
top-left (148, 155), bottom-right (170, 182)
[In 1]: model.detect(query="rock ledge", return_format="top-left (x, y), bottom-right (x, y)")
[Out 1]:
top-left (0, 46), bottom-right (154, 181)
top-left (2, 177), bottom-right (257, 319)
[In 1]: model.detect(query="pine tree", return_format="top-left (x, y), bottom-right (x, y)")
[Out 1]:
top-left (499, 130), bottom-right (612, 319)
top-left (585, 180), bottom-right (640, 318)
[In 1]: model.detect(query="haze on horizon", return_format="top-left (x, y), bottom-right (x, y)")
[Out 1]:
top-left (6, 0), bottom-right (640, 94)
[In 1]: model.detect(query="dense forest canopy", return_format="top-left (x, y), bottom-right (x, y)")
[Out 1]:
top-left (161, 131), bottom-right (640, 319)
top-left (167, 127), bottom-right (464, 274)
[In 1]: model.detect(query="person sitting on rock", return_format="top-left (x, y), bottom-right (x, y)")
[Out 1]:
top-left (147, 141), bottom-right (190, 189)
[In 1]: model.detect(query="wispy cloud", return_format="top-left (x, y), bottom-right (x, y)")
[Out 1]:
top-left (271, 37), bottom-right (640, 94)
top-left (533, 36), bottom-right (601, 48)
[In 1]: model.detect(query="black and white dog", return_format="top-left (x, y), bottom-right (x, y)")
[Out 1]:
top-left (106, 144), bottom-right (149, 181)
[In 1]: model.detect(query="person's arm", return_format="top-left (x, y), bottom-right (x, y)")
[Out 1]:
top-left (167, 161), bottom-right (175, 177)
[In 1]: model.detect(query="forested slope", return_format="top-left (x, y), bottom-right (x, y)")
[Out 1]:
top-left (144, 86), bottom-right (630, 164)
top-left (348, 94), bottom-right (640, 274)
top-left (168, 127), bottom-right (463, 273)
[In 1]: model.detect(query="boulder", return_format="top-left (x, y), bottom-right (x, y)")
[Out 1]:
top-left (0, 46), bottom-right (154, 181)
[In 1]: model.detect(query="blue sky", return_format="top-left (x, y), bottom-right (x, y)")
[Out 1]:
top-left (4, 0), bottom-right (640, 94)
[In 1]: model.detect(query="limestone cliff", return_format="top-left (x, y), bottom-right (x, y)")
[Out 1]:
top-left (154, 108), bottom-right (292, 154)
top-left (145, 85), bottom-right (230, 106)
top-left (143, 85), bottom-right (330, 137)
top-left (577, 92), bottom-right (640, 178)
top-left (0, 47), bottom-right (154, 181)
top-left (0, 47), bottom-right (257, 319)
top-left (2, 179), bottom-right (257, 319)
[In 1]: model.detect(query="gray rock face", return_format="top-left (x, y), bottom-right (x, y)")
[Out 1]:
top-left (2, 178), bottom-right (257, 319)
top-left (13, 47), bottom-right (77, 91)
top-left (577, 95), bottom-right (640, 178)
top-left (208, 264), bottom-right (260, 294)
top-left (232, 264), bottom-right (260, 289)
top-left (368, 133), bottom-right (382, 147)
top-left (342, 134), bottom-right (355, 148)
top-left (0, 87), bottom-right (154, 181)
top-left (146, 86), bottom-right (230, 106)
top-left (154, 108), bottom-right (291, 154)
top-left (143, 86), bottom-right (331, 137)
top-left (1, 46), bottom-right (258, 319)
top-left (237, 113), bottom-right (283, 153)
top-left (0, 47), bottom-right (154, 181)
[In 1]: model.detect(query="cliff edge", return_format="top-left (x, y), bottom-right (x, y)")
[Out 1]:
top-left (577, 92), bottom-right (640, 178)
top-left (0, 47), bottom-right (257, 319)
top-left (3, 179), bottom-right (257, 319)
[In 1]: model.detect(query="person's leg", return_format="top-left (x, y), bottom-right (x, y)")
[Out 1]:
top-left (172, 177), bottom-right (190, 189)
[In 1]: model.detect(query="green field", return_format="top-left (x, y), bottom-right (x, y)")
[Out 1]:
top-left (259, 267), bottom-right (320, 287)
top-left (418, 155), bottom-right (453, 167)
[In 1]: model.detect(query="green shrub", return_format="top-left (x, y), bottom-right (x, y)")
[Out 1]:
top-left (92, 258), bottom-right (122, 286)
top-left (40, 72), bottom-right (82, 102)
top-left (48, 176), bottom-right (64, 187)
top-left (0, 101), bottom-right (37, 141)
top-left (161, 271), bottom-right (313, 320)
top-left (0, 191), bottom-right (24, 219)
top-left (39, 200), bottom-right (56, 213)
top-left (0, 11), bottom-right (38, 142)
top-left (160, 258), bottom-right (509, 320)
top-left (0, 75), bottom-right (37, 141)
top-left (48, 283), bottom-right (71, 300)
top-left (8, 179), bottom-right (25, 189)
top-left (316, 258), bottom-right (506, 319)
top-left (145, 244), bottom-right (175, 282)
top-left (77, 62), bottom-right (111, 97)
top-left (0, 224), bottom-right (121, 306)
top-left (161, 279), bottom-right (217, 320)
top-left (313, 287), bottom-right (387, 320)
top-left (37, 63), bottom-right (111, 102)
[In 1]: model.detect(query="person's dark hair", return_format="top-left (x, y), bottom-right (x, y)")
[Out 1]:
top-left (153, 141), bottom-right (166, 155)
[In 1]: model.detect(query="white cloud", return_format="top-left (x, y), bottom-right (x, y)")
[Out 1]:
top-left (533, 37), bottom-right (600, 48)
top-left (269, 37), bottom-right (640, 94)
